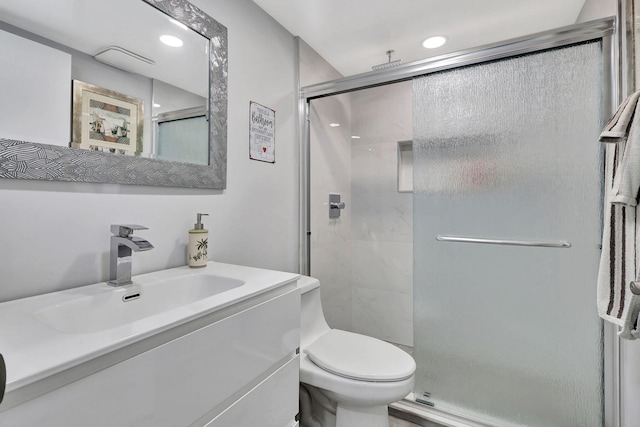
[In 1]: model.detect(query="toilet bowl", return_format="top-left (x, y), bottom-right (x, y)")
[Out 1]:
top-left (298, 275), bottom-right (416, 427)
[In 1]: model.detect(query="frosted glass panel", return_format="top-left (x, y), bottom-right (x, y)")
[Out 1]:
top-left (157, 116), bottom-right (208, 165)
top-left (412, 42), bottom-right (603, 426)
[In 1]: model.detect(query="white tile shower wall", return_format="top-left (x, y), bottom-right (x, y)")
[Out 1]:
top-left (299, 38), bottom-right (354, 330)
top-left (309, 95), bottom-right (353, 330)
top-left (353, 286), bottom-right (413, 346)
top-left (0, 0), bottom-right (298, 303)
top-left (300, 40), bottom-right (414, 341)
top-left (350, 81), bottom-right (413, 347)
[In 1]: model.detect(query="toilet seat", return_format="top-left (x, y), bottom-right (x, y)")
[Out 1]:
top-left (305, 329), bottom-right (415, 382)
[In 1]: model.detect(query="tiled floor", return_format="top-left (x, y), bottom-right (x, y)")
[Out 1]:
top-left (389, 415), bottom-right (422, 427)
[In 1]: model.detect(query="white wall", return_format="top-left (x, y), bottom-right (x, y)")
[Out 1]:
top-left (0, 29), bottom-right (71, 146)
top-left (298, 38), bottom-right (343, 87)
top-left (0, 0), bottom-right (299, 303)
top-left (576, 0), bottom-right (616, 22)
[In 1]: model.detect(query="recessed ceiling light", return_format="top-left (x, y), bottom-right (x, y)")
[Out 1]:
top-left (422, 36), bottom-right (447, 49)
top-left (160, 35), bottom-right (183, 47)
top-left (153, 103), bottom-right (161, 108)
top-left (329, 123), bottom-right (340, 127)
top-left (351, 135), bottom-right (361, 139)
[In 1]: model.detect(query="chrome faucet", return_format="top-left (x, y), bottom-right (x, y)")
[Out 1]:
top-left (109, 224), bottom-right (154, 286)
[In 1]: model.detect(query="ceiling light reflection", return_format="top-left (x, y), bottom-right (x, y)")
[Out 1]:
top-left (160, 35), bottom-right (183, 47)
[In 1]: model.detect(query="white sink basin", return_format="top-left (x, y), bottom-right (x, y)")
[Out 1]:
top-left (0, 261), bottom-right (299, 394)
top-left (34, 274), bottom-right (245, 334)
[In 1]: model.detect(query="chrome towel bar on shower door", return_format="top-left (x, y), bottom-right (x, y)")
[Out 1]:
top-left (435, 235), bottom-right (571, 248)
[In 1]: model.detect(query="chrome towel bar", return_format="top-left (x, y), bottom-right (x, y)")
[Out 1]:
top-left (436, 235), bottom-right (571, 248)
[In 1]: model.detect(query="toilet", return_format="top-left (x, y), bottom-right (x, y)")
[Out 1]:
top-left (298, 275), bottom-right (416, 427)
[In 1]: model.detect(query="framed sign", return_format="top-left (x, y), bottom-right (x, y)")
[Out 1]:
top-left (71, 80), bottom-right (143, 155)
top-left (249, 101), bottom-right (275, 163)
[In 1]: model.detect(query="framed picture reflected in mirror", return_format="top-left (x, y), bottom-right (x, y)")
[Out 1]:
top-left (71, 80), bottom-right (143, 156)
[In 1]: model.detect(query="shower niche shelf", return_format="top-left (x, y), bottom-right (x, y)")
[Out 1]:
top-left (397, 140), bottom-right (413, 193)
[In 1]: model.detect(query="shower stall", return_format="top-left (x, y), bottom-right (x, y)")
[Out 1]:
top-left (301, 17), bottom-right (620, 427)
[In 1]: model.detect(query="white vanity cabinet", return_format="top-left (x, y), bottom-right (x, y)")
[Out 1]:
top-left (0, 263), bottom-right (301, 427)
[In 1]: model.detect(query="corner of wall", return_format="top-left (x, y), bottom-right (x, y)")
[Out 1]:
top-left (576, 0), bottom-right (616, 23)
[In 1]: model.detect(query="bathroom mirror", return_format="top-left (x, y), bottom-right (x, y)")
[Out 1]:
top-left (0, 0), bottom-right (227, 189)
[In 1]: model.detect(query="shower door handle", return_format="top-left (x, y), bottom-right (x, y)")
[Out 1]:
top-left (436, 235), bottom-right (571, 248)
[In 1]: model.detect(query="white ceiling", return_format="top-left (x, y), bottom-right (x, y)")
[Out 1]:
top-left (252, 0), bottom-right (588, 76)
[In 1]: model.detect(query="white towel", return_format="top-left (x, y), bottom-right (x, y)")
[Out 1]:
top-left (601, 90), bottom-right (640, 206)
top-left (600, 90), bottom-right (640, 142)
top-left (598, 90), bottom-right (640, 339)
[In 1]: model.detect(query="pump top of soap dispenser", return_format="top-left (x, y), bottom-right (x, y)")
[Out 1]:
top-left (194, 213), bottom-right (209, 230)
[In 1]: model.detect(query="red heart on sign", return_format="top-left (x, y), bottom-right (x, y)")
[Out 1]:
top-left (262, 147), bottom-right (267, 153)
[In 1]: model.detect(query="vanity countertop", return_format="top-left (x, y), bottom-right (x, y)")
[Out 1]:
top-left (0, 262), bottom-right (299, 395)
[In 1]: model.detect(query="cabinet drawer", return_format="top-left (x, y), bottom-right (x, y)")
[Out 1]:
top-left (0, 289), bottom-right (300, 427)
top-left (206, 356), bottom-right (299, 427)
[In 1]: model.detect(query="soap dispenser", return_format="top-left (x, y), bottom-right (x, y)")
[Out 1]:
top-left (188, 213), bottom-right (209, 268)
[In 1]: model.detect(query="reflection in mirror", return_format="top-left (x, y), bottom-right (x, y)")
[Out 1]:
top-left (0, 0), bottom-right (209, 165)
top-left (153, 79), bottom-right (209, 165)
top-left (0, 0), bottom-right (227, 188)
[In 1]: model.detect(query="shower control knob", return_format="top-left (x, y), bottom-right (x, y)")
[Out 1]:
top-left (329, 193), bottom-right (345, 219)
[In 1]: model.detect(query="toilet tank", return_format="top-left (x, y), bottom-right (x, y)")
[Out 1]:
top-left (297, 276), bottom-right (330, 349)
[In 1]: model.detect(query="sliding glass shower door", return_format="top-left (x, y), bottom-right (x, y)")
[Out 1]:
top-left (412, 41), bottom-right (604, 426)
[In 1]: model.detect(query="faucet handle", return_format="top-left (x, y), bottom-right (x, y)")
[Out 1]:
top-left (110, 224), bottom-right (149, 237)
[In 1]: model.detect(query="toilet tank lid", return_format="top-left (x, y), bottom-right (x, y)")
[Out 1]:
top-left (305, 329), bottom-right (416, 382)
top-left (297, 275), bottom-right (320, 293)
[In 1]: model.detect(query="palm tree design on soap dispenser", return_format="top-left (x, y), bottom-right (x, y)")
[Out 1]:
top-left (194, 238), bottom-right (208, 260)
